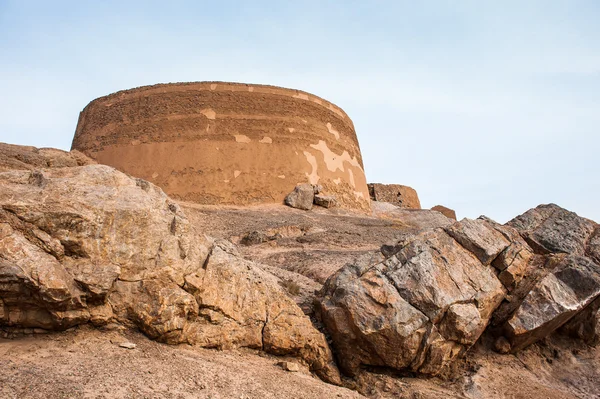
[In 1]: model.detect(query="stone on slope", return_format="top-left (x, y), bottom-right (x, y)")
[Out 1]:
top-left (561, 296), bottom-right (600, 346)
top-left (317, 225), bottom-right (506, 376)
top-left (182, 241), bottom-right (341, 384)
top-left (431, 205), bottom-right (457, 220)
top-left (504, 255), bottom-right (600, 351)
top-left (371, 202), bottom-right (453, 230)
top-left (495, 204), bottom-right (600, 350)
top-left (314, 194), bottom-right (337, 208)
top-left (445, 218), bottom-right (511, 265)
top-left (284, 184), bottom-right (314, 211)
top-left (0, 142), bottom-right (94, 172)
top-left (0, 165), bottom-right (341, 384)
top-left (507, 203), bottom-right (596, 256)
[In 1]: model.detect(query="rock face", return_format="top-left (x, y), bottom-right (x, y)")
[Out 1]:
top-left (501, 204), bottom-right (600, 351)
top-left (317, 220), bottom-right (506, 376)
top-left (0, 142), bottom-right (94, 172)
top-left (431, 205), bottom-right (457, 220)
top-left (368, 183), bottom-right (421, 209)
top-left (71, 82), bottom-right (370, 212)
top-left (0, 164), bottom-right (340, 384)
top-left (508, 203), bottom-right (596, 256)
top-left (370, 202), bottom-right (453, 230)
top-left (317, 207), bottom-right (600, 376)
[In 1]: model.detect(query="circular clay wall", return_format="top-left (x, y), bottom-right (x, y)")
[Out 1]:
top-left (72, 82), bottom-right (370, 211)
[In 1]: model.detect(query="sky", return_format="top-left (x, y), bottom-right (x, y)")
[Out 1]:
top-left (0, 0), bottom-right (598, 222)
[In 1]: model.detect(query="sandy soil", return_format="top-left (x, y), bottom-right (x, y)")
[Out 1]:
top-left (0, 327), bottom-right (362, 399)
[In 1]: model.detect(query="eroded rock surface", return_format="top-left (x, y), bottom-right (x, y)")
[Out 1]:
top-left (0, 142), bottom-right (94, 172)
top-left (0, 165), bottom-right (340, 384)
top-left (499, 205), bottom-right (600, 351)
top-left (317, 222), bottom-right (506, 376)
top-left (318, 207), bottom-right (600, 376)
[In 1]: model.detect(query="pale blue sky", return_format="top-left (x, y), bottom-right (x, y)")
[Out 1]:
top-left (1, 1), bottom-right (598, 222)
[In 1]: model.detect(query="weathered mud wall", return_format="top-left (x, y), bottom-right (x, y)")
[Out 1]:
top-left (72, 82), bottom-right (370, 211)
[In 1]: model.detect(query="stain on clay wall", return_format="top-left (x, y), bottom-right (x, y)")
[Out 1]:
top-left (72, 82), bottom-right (370, 211)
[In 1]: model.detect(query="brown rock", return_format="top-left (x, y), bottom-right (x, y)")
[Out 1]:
top-left (494, 336), bottom-right (511, 354)
top-left (318, 226), bottom-right (506, 376)
top-left (368, 183), bottom-right (421, 209)
top-left (314, 194), bottom-right (337, 208)
top-left (0, 142), bottom-right (94, 172)
top-left (505, 255), bottom-right (600, 351)
top-left (371, 203), bottom-right (453, 230)
top-left (507, 203), bottom-right (596, 256)
top-left (284, 184), bottom-right (314, 211)
top-left (71, 82), bottom-right (370, 212)
top-left (561, 296), bottom-right (600, 346)
top-left (431, 205), bottom-right (456, 220)
top-left (444, 218), bottom-right (511, 265)
top-left (588, 227), bottom-right (600, 265)
top-left (183, 241), bottom-right (341, 384)
top-left (0, 164), bottom-right (340, 384)
top-left (278, 361), bottom-right (301, 372)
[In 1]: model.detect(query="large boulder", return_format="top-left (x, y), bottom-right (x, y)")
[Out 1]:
top-left (507, 203), bottom-right (596, 256)
top-left (317, 207), bottom-right (600, 376)
top-left (317, 220), bottom-right (507, 376)
top-left (0, 165), bottom-right (340, 384)
top-left (504, 255), bottom-right (600, 351)
top-left (498, 205), bottom-right (600, 351)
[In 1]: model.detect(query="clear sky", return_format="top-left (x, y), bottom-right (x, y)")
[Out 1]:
top-left (1, 1), bottom-right (598, 222)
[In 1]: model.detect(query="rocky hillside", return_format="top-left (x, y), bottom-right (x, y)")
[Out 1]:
top-left (0, 143), bottom-right (599, 398)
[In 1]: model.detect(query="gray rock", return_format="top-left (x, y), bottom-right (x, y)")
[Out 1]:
top-left (314, 194), bottom-right (337, 208)
top-left (505, 255), bottom-right (600, 351)
top-left (119, 342), bottom-right (136, 349)
top-left (507, 203), bottom-right (596, 256)
top-left (494, 336), bottom-right (511, 354)
top-left (278, 361), bottom-right (300, 372)
top-left (587, 227), bottom-right (600, 265)
top-left (284, 184), bottom-right (314, 211)
top-left (444, 218), bottom-right (511, 265)
top-left (561, 296), bottom-right (600, 346)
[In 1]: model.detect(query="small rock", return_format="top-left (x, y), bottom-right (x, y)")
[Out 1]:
top-left (312, 184), bottom-right (323, 194)
top-left (494, 336), bottom-right (511, 354)
top-left (278, 361), bottom-right (300, 372)
top-left (314, 194), bottom-right (337, 208)
top-left (240, 231), bottom-right (269, 246)
top-left (431, 205), bottom-right (457, 220)
top-left (119, 342), bottom-right (137, 349)
top-left (284, 184), bottom-right (314, 211)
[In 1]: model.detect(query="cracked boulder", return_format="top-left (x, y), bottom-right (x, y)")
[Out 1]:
top-left (317, 225), bottom-right (506, 376)
top-left (0, 164), bottom-right (340, 384)
top-left (507, 203), bottom-right (596, 256)
top-left (496, 204), bottom-right (600, 351)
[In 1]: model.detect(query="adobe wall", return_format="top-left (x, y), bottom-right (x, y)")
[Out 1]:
top-left (72, 82), bottom-right (370, 211)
